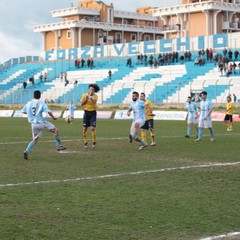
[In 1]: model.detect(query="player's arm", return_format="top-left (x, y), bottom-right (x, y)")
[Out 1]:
top-left (205, 108), bottom-right (212, 119)
top-left (81, 94), bottom-right (89, 106)
top-left (127, 108), bottom-right (132, 116)
top-left (21, 104), bottom-right (27, 114)
top-left (48, 111), bottom-right (57, 120)
top-left (88, 94), bottom-right (97, 104)
top-left (144, 104), bottom-right (153, 116)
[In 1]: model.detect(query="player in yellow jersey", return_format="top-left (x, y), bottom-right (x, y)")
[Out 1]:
top-left (80, 84), bottom-right (100, 148)
top-left (224, 96), bottom-right (233, 131)
top-left (140, 92), bottom-right (156, 146)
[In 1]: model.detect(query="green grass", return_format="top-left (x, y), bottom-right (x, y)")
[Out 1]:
top-left (0, 118), bottom-right (240, 240)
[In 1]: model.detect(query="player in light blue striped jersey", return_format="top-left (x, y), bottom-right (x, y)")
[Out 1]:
top-left (185, 96), bottom-right (199, 138)
top-left (194, 91), bottom-right (214, 142)
top-left (127, 91), bottom-right (152, 150)
top-left (21, 90), bottom-right (66, 160)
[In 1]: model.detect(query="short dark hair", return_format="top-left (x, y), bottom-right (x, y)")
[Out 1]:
top-left (188, 96), bottom-right (191, 99)
top-left (132, 91), bottom-right (139, 96)
top-left (201, 91), bottom-right (207, 95)
top-left (34, 90), bottom-right (41, 99)
top-left (89, 84), bottom-right (100, 93)
top-left (141, 92), bottom-right (146, 97)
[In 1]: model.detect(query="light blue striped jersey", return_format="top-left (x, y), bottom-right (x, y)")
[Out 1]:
top-left (130, 99), bottom-right (146, 121)
top-left (21, 99), bottom-right (50, 124)
top-left (186, 101), bottom-right (197, 115)
top-left (199, 99), bottom-right (212, 120)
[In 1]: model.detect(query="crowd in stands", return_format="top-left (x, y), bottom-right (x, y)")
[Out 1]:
top-left (74, 58), bottom-right (94, 69)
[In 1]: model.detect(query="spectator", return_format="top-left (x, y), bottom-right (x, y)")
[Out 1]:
top-left (39, 73), bottom-right (43, 82)
top-left (108, 69), bottom-right (112, 80)
top-left (233, 93), bottom-right (237, 103)
top-left (44, 73), bottom-right (47, 82)
top-left (23, 80), bottom-right (27, 89)
top-left (234, 50), bottom-right (239, 61)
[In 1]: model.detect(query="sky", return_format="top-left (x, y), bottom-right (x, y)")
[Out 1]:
top-left (0, 0), bottom-right (180, 64)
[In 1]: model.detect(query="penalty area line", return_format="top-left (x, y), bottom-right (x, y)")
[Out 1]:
top-left (0, 162), bottom-right (240, 188)
top-left (200, 231), bottom-right (240, 240)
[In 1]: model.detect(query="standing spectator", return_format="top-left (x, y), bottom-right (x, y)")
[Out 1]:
top-left (23, 80), bottom-right (27, 89)
top-left (108, 69), bottom-right (112, 80)
top-left (80, 84), bottom-right (100, 148)
top-left (81, 58), bottom-right (85, 68)
top-left (224, 96), bottom-right (233, 131)
top-left (233, 93), bottom-right (237, 103)
top-left (234, 50), bottom-right (239, 61)
top-left (194, 91), bottom-right (214, 142)
top-left (21, 90), bottom-right (66, 160)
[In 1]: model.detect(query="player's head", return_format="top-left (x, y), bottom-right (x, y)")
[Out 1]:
top-left (89, 84), bottom-right (100, 95)
top-left (227, 96), bottom-right (231, 102)
top-left (132, 91), bottom-right (139, 102)
top-left (187, 96), bottom-right (192, 103)
top-left (140, 92), bottom-right (146, 101)
top-left (33, 90), bottom-right (41, 99)
top-left (201, 91), bottom-right (207, 100)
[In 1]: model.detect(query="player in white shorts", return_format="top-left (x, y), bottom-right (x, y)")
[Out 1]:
top-left (21, 90), bottom-right (66, 160)
top-left (194, 91), bottom-right (214, 142)
top-left (185, 96), bottom-right (199, 138)
top-left (127, 91), bottom-right (152, 150)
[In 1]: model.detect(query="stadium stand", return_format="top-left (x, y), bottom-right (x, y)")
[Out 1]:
top-left (0, 54), bottom-right (240, 104)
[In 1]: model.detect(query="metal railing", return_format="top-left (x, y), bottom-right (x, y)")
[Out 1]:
top-left (1, 78), bottom-right (239, 105)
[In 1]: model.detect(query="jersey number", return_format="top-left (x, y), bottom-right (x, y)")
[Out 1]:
top-left (32, 107), bottom-right (37, 116)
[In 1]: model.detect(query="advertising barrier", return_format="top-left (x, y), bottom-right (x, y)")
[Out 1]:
top-left (114, 110), bottom-right (188, 121)
top-left (63, 110), bottom-right (112, 119)
top-left (0, 110), bottom-right (14, 117)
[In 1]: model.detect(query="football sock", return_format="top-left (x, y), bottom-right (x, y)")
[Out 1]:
top-left (83, 131), bottom-right (88, 144)
top-left (195, 127), bottom-right (198, 135)
top-left (229, 123), bottom-right (233, 129)
top-left (187, 126), bottom-right (191, 135)
top-left (141, 131), bottom-right (147, 143)
top-left (198, 129), bottom-right (203, 139)
top-left (150, 132), bottom-right (155, 142)
top-left (25, 140), bottom-right (36, 153)
top-left (210, 128), bottom-right (214, 138)
top-left (54, 135), bottom-right (62, 148)
top-left (92, 130), bottom-right (96, 143)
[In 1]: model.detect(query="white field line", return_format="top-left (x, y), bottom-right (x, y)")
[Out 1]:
top-left (0, 132), bottom-right (240, 145)
top-left (200, 231), bottom-right (240, 240)
top-left (0, 162), bottom-right (240, 188)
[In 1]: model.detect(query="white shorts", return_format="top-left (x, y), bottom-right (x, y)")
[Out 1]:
top-left (198, 118), bottom-right (212, 128)
top-left (130, 119), bottom-right (145, 135)
top-left (31, 122), bottom-right (55, 139)
top-left (187, 114), bottom-right (199, 125)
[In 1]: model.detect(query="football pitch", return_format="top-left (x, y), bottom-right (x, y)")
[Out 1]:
top-left (0, 118), bottom-right (239, 240)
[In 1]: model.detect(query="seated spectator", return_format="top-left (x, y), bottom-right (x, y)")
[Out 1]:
top-left (180, 55), bottom-right (184, 64)
top-left (194, 58), bottom-right (199, 66)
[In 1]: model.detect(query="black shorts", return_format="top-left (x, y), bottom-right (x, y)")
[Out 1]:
top-left (224, 114), bottom-right (233, 122)
top-left (141, 119), bottom-right (154, 130)
top-left (83, 110), bottom-right (97, 127)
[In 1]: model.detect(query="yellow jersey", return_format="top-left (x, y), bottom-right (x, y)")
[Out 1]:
top-left (81, 93), bottom-right (98, 111)
top-left (226, 101), bottom-right (233, 115)
top-left (144, 99), bottom-right (154, 120)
